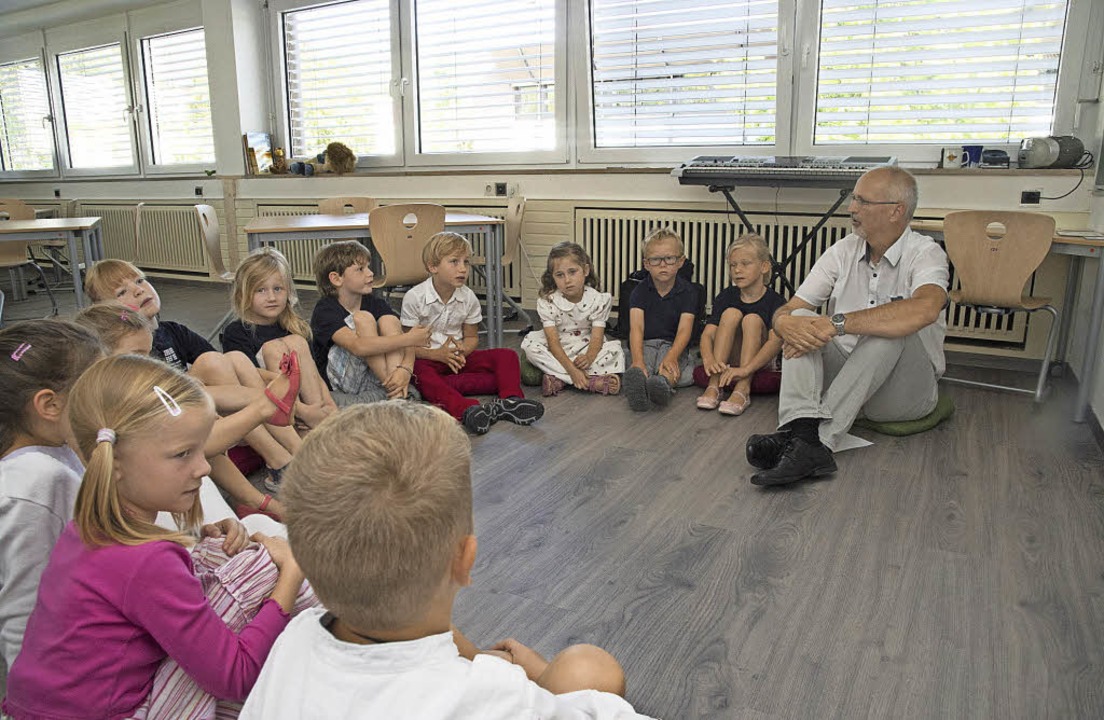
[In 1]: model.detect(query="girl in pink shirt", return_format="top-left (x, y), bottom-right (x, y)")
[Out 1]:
top-left (3, 355), bottom-right (306, 720)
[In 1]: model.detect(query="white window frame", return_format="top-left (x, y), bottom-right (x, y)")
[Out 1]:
top-left (0, 31), bottom-right (59, 179)
top-left (129, 0), bottom-right (214, 176)
top-left (269, 0), bottom-right (405, 169)
top-left (789, 0), bottom-right (1089, 164)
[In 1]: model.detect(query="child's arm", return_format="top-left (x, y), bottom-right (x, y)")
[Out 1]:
top-left (628, 307), bottom-right (646, 373)
top-left (659, 312), bottom-right (696, 383)
top-left (719, 330), bottom-right (784, 386)
top-left (334, 313), bottom-right (430, 360)
top-left (458, 322), bottom-right (479, 356)
top-left (698, 323), bottom-right (724, 375)
top-left (545, 326), bottom-right (588, 388)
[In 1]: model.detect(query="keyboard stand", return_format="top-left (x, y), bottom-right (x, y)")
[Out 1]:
top-left (707, 183), bottom-right (853, 296)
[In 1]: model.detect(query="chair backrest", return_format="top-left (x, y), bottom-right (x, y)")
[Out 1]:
top-left (194, 204), bottom-right (232, 281)
top-left (0, 199), bottom-right (35, 221)
top-left (942, 210), bottom-right (1056, 308)
top-left (501, 195), bottom-right (525, 267)
top-left (368, 203), bottom-right (446, 288)
top-left (318, 196), bottom-right (378, 215)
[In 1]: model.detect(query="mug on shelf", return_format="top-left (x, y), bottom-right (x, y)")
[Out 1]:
top-left (961, 145), bottom-right (984, 168)
top-left (941, 147), bottom-right (962, 168)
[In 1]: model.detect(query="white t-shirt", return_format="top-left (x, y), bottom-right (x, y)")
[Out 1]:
top-left (240, 608), bottom-right (654, 720)
top-left (794, 228), bottom-right (949, 375)
top-left (400, 278), bottom-right (483, 349)
top-left (0, 444), bottom-right (83, 668)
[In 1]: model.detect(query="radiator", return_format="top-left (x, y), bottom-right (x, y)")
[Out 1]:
top-left (75, 203), bottom-right (208, 275)
top-left (576, 208), bottom-right (1025, 345)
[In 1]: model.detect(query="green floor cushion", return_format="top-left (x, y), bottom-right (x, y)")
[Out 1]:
top-left (853, 393), bottom-right (955, 436)
top-left (519, 352), bottom-right (543, 386)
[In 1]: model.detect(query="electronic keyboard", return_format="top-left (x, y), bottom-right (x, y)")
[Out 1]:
top-left (672, 155), bottom-right (897, 188)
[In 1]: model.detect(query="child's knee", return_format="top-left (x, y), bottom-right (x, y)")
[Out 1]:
top-left (741, 313), bottom-right (765, 332)
top-left (378, 314), bottom-right (403, 334)
top-left (719, 308), bottom-right (745, 326)
top-left (544, 644), bottom-right (626, 696)
top-left (191, 350), bottom-right (231, 375)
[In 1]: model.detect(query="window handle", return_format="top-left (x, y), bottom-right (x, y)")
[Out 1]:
top-left (392, 77), bottom-right (409, 98)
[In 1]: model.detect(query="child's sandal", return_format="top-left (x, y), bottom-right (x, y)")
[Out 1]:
top-left (586, 374), bottom-right (620, 395)
top-left (541, 374), bottom-right (565, 397)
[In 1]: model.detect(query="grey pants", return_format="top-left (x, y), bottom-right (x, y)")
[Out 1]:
top-left (633, 338), bottom-right (696, 387)
top-left (778, 310), bottom-right (938, 451)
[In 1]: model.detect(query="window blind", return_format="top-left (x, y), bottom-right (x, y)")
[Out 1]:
top-left (283, 0), bottom-right (394, 158)
top-left (589, 0), bottom-right (778, 148)
top-left (414, 0), bottom-right (556, 154)
top-left (0, 57), bottom-right (54, 172)
top-left (816, 0), bottom-right (1069, 144)
top-left (57, 43), bottom-right (134, 168)
top-left (141, 28), bottom-right (215, 166)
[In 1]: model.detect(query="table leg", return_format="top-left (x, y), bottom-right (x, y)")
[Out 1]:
top-left (70, 231), bottom-right (85, 308)
top-left (486, 224), bottom-right (504, 348)
top-left (1055, 255), bottom-right (1082, 372)
top-left (1074, 253), bottom-right (1104, 423)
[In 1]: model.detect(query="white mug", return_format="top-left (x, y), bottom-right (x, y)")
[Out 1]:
top-left (941, 147), bottom-right (962, 168)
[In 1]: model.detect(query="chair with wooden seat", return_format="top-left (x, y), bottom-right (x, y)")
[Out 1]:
top-left (1, 198), bottom-right (70, 287)
top-left (0, 233), bottom-right (58, 326)
top-left (318, 196), bottom-right (378, 215)
top-left (195, 204), bottom-right (237, 342)
top-left (368, 203), bottom-right (445, 295)
top-left (470, 195), bottom-right (533, 334)
top-left (941, 210), bottom-right (1059, 402)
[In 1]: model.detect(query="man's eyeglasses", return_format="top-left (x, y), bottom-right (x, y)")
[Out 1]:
top-left (851, 195), bottom-right (900, 208)
top-left (644, 255), bottom-right (682, 267)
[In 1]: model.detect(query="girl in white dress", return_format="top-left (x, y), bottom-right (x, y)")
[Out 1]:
top-left (521, 242), bottom-right (625, 396)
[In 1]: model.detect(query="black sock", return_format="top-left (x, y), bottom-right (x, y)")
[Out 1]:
top-left (787, 417), bottom-right (821, 444)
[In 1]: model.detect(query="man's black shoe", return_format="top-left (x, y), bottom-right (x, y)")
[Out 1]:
top-left (745, 430), bottom-right (793, 469)
top-left (750, 437), bottom-right (836, 486)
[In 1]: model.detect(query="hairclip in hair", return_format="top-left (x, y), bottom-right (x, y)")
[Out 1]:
top-left (153, 386), bottom-right (182, 417)
top-left (10, 342), bottom-right (31, 361)
top-left (120, 311), bottom-right (129, 322)
top-left (96, 428), bottom-right (117, 445)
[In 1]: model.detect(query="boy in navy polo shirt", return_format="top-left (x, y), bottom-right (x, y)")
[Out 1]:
top-left (624, 228), bottom-right (699, 411)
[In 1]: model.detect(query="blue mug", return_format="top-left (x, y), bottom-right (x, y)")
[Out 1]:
top-left (961, 145), bottom-right (983, 168)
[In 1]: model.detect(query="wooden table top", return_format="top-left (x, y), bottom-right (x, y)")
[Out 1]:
top-left (244, 212), bottom-right (503, 234)
top-left (0, 217), bottom-right (102, 233)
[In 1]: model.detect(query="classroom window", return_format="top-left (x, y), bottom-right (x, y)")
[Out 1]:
top-left (140, 28), bottom-right (215, 166)
top-left (0, 57), bottom-right (54, 172)
top-left (413, 0), bottom-right (556, 154)
top-left (814, 0), bottom-right (1070, 144)
top-left (588, 0), bottom-right (780, 148)
top-left (282, 0), bottom-right (396, 158)
top-left (55, 43), bottom-right (134, 169)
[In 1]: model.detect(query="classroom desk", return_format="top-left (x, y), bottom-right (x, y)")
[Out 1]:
top-left (911, 219), bottom-right (1104, 423)
top-left (0, 217), bottom-right (104, 309)
top-left (244, 212), bottom-right (508, 348)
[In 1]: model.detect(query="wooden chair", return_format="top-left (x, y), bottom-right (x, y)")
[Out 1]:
top-left (941, 210), bottom-right (1059, 402)
top-left (471, 195), bottom-right (533, 334)
top-left (195, 204), bottom-right (236, 342)
top-left (1, 198), bottom-right (69, 287)
top-left (368, 203), bottom-right (445, 295)
top-left (0, 229), bottom-right (58, 326)
top-left (318, 196), bottom-right (378, 215)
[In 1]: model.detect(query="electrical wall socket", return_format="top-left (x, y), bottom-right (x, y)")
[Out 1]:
top-left (53, 188), bottom-right (61, 198)
top-left (194, 186), bottom-right (204, 197)
top-left (1020, 189), bottom-right (1042, 206)
top-left (484, 182), bottom-right (517, 197)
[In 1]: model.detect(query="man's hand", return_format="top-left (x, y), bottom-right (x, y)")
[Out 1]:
top-left (774, 314), bottom-right (835, 355)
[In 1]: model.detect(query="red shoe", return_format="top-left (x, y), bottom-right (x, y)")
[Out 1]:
top-left (265, 352), bottom-right (301, 426)
top-left (234, 494), bottom-right (281, 522)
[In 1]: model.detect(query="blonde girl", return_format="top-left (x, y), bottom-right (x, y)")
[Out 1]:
top-left (74, 301), bottom-right (295, 522)
top-left (520, 242), bottom-right (625, 396)
top-left (222, 247), bottom-right (336, 428)
top-left (695, 234), bottom-right (785, 415)
top-left (0, 320), bottom-right (103, 672)
top-left (3, 355), bottom-right (306, 720)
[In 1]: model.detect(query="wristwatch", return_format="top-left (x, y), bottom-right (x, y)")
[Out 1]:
top-left (830, 313), bottom-right (847, 336)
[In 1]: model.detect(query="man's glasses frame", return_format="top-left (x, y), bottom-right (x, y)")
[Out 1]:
top-left (851, 195), bottom-right (901, 208)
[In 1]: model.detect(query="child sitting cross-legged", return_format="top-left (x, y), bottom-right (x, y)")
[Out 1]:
top-left (309, 240), bottom-right (430, 406)
top-left (401, 232), bottom-right (543, 435)
top-left (623, 227), bottom-right (700, 412)
top-left (240, 401), bottom-right (652, 719)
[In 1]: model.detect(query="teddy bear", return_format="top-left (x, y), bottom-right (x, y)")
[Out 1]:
top-left (289, 141), bottom-right (357, 176)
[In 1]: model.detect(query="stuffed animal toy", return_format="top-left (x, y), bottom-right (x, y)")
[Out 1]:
top-left (269, 148), bottom-right (290, 174)
top-left (289, 142), bottom-right (357, 176)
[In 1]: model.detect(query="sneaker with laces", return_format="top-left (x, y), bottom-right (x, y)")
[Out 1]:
top-left (461, 405), bottom-right (493, 435)
top-left (487, 397), bottom-right (545, 426)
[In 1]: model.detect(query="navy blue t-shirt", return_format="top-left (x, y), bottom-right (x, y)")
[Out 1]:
top-left (708, 286), bottom-right (786, 329)
top-left (152, 320), bottom-right (214, 371)
top-left (220, 320), bottom-right (294, 366)
top-left (309, 294), bottom-right (397, 382)
top-left (628, 274), bottom-right (699, 342)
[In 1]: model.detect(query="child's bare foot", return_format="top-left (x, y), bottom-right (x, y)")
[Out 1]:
top-left (696, 385), bottom-right (720, 410)
top-left (296, 401), bottom-right (333, 428)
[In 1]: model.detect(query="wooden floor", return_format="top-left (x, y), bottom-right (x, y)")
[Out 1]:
top-left (5, 277), bottom-right (1104, 718)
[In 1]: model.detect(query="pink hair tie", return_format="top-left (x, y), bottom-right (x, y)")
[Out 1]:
top-left (10, 342), bottom-right (31, 361)
top-left (96, 428), bottom-right (117, 445)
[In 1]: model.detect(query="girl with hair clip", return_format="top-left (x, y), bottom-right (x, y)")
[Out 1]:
top-left (520, 242), bottom-right (625, 396)
top-left (221, 247), bottom-right (337, 428)
top-left (3, 355), bottom-right (314, 720)
top-left (0, 320), bottom-right (104, 675)
top-left (694, 234), bottom-right (785, 416)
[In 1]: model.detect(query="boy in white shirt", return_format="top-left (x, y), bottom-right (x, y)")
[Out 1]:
top-left (242, 401), bottom-right (652, 719)
top-left (401, 232), bottom-right (543, 434)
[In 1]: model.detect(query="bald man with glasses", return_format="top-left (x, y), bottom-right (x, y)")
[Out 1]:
top-left (747, 166), bottom-right (949, 486)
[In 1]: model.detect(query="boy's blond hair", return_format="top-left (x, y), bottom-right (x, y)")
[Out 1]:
top-left (642, 227), bottom-right (684, 257)
top-left (422, 232), bottom-right (472, 269)
top-left (85, 259), bottom-right (144, 303)
top-left (74, 302), bottom-right (154, 353)
top-left (281, 401), bottom-right (473, 630)
top-left (313, 241), bottom-right (372, 298)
